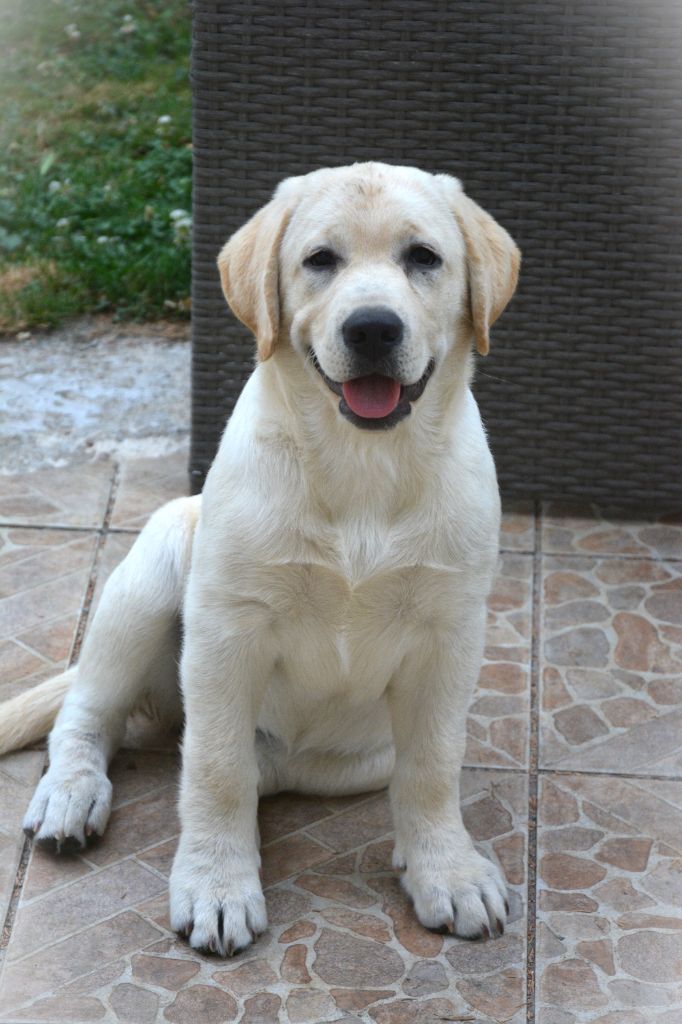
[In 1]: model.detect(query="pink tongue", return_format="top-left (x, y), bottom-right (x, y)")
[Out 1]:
top-left (342, 375), bottom-right (402, 419)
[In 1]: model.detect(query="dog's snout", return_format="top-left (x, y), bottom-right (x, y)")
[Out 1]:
top-left (342, 307), bottom-right (404, 354)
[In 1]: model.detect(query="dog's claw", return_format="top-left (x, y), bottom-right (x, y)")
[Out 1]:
top-left (36, 833), bottom-right (83, 856)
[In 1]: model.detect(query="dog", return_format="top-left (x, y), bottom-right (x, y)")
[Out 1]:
top-left (0, 162), bottom-right (520, 957)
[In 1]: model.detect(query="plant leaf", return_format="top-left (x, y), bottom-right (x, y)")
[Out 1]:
top-left (39, 151), bottom-right (56, 176)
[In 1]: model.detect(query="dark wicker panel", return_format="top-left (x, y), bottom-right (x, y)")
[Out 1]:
top-left (191, 0), bottom-right (682, 506)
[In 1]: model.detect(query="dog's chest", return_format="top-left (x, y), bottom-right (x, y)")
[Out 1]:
top-left (265, 555), bottom-right (462, 702)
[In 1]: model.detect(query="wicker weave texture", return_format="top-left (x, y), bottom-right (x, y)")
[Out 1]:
top-left (191, 0), bottom-right (682, 505)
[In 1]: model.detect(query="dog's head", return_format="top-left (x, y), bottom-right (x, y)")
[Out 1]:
top-left (218, 163), bottom-right (519, 430)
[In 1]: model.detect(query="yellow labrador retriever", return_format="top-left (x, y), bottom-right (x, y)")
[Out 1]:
top-left (0, 162), bottom-right (520, 957)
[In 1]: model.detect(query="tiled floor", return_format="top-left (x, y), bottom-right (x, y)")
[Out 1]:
top-left (0, 455), bottom-right (680, 1023)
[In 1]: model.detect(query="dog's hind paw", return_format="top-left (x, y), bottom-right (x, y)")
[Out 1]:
top-left (23, 767), bottom-right (112, 851)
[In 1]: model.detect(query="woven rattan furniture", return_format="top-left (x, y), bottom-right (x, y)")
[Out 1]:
top-left (190, 0), bottom-right (682, 506)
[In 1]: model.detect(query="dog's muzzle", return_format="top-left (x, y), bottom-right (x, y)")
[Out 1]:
top-left (311, 353), bottom-right (435, 430)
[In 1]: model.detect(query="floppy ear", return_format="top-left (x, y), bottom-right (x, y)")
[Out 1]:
top-left (217, 195), bottom-right (293, 361)
top-left (438, 176), bottom-right (521, 356)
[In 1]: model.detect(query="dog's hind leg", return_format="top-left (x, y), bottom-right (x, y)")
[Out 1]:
top-left (23, 496), bottom-right (200, 851)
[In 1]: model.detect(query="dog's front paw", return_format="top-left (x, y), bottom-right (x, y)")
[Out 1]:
top-left (402, 846), bottom-right (508, 940)
top-left (170, 842), bottom-right (267, 957)
top-left (23, 766), bottom-right (112, 852)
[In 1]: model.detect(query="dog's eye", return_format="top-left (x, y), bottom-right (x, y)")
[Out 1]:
top-left (406, 245), bottom-right (442, 269)
top-left (303, 249), bottom-right (338, 270)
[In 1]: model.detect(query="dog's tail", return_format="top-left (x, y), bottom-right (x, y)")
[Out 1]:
top-left (0, 668), bottom-right (75, 756)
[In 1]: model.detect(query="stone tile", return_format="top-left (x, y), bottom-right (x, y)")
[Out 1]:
top-left (0, 911), bottom-right (162, 1011)
top-left (331, 987), bottom-right (395, 1012)
top-left (466, 552), bottom-right (533, 769)
top-left (137, 837), bottom-right (178, 879)
top-left (0, 531), bottom-right (95, 601)
top-left (84, 784), bottom-right (180, 866)
top-left (213, 957), bottom-right (278, 994)
top-left (19, 843), bottom-right (93, 903)
top-left (305, 792), bottom-right (393, 852)
top-left (163, 985), bottom-right (238, 1022)
top-left (109, 982), bottom-right (160, 1022)
top-left (110, 446), bottom-right (189, 530)
top-left (241, 992), bottom-right (282, 1023)
top-left (9, 859), bottom-right (167, 960)
top-left (294, 872), bottom-right (375, 909)
top-left (0, 564), bottom-right (90, 657)
top-left (0, 748), bottom-right (47, 788)
top-left (501, 499), bottom-right (536, 553)
top-left (541, 502), bottom-right (682, 559)
top-left (0, 750), bottom-right (45, 928)
top-left (13, 615), bottom-right (80, 667)
top-left (536, 774), bottom-right (682, 1022)
top-left (0, 739), bottom-right (179, 963)
top-left (539, 555), bottom-right (682, 774)
top-left (0, 528), bottom-right (96, 700)
top-left (261, 832), bottom-right (333, 887)
top-left (0, 460), bottom-right (114, 528)
top-left (312, 926), bottom-right (404, 986)
top-left (131, 952), bottom-right (200, 990)
top-left (0, 768), bottom-right (527, 1022)
top-left (0, 639), bottom-right (47, 686)
top-left (0, 769), bottom-right (44, 832)
top-left (108, 750), bottom-right (180, 809)
top-left (258, 791), bottom-right (342, 845)
top-left (320, 907), bottom-right (392, 943)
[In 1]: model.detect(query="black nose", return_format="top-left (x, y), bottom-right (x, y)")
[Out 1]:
top-left (342, 307), bottom-right (404, 354)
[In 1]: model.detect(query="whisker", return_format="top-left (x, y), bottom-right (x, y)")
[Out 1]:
top-left (475, 369), bottom-right (525, 390)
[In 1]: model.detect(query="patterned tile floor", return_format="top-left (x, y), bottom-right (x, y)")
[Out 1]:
top-left (0, 452), bottom-right (680, 1023)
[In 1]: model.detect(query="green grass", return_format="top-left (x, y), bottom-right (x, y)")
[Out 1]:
top-left (0, 0), bottom-right (192, 331)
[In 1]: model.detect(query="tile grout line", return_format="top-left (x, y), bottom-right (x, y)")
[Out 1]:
top-left (525, 500), bottom-right (542, 1024)
top-left (0, 521), bottom-right (141, 535)
top-left (0, 839), bottom-right (32, 963)
top-left (67, 462), bottom-right (120, 667)
top-left (527, 548), bottom-right (682, 564)
top-left (537, 766), bottom-right (682, 784)
top-left (0, 465), bottom-right (122, 968)
top-left (10, 636), bottom-right (57, 670)
top-left (2, 529), bottom-right (680, 560)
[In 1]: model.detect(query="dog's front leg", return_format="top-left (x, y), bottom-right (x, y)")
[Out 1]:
top-left (169, 600), bottom-right (274, 956)
top-left (387, 604), bottom-right (509, 940)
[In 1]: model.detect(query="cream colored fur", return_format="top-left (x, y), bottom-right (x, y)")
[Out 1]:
top-left (1, 162), bottom-right (520, 957)
top-left (0, 670), bottom-right (75, 757)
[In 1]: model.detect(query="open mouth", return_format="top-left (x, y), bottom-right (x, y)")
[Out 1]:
top-left (311, 354), bottom-right (435, 430)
